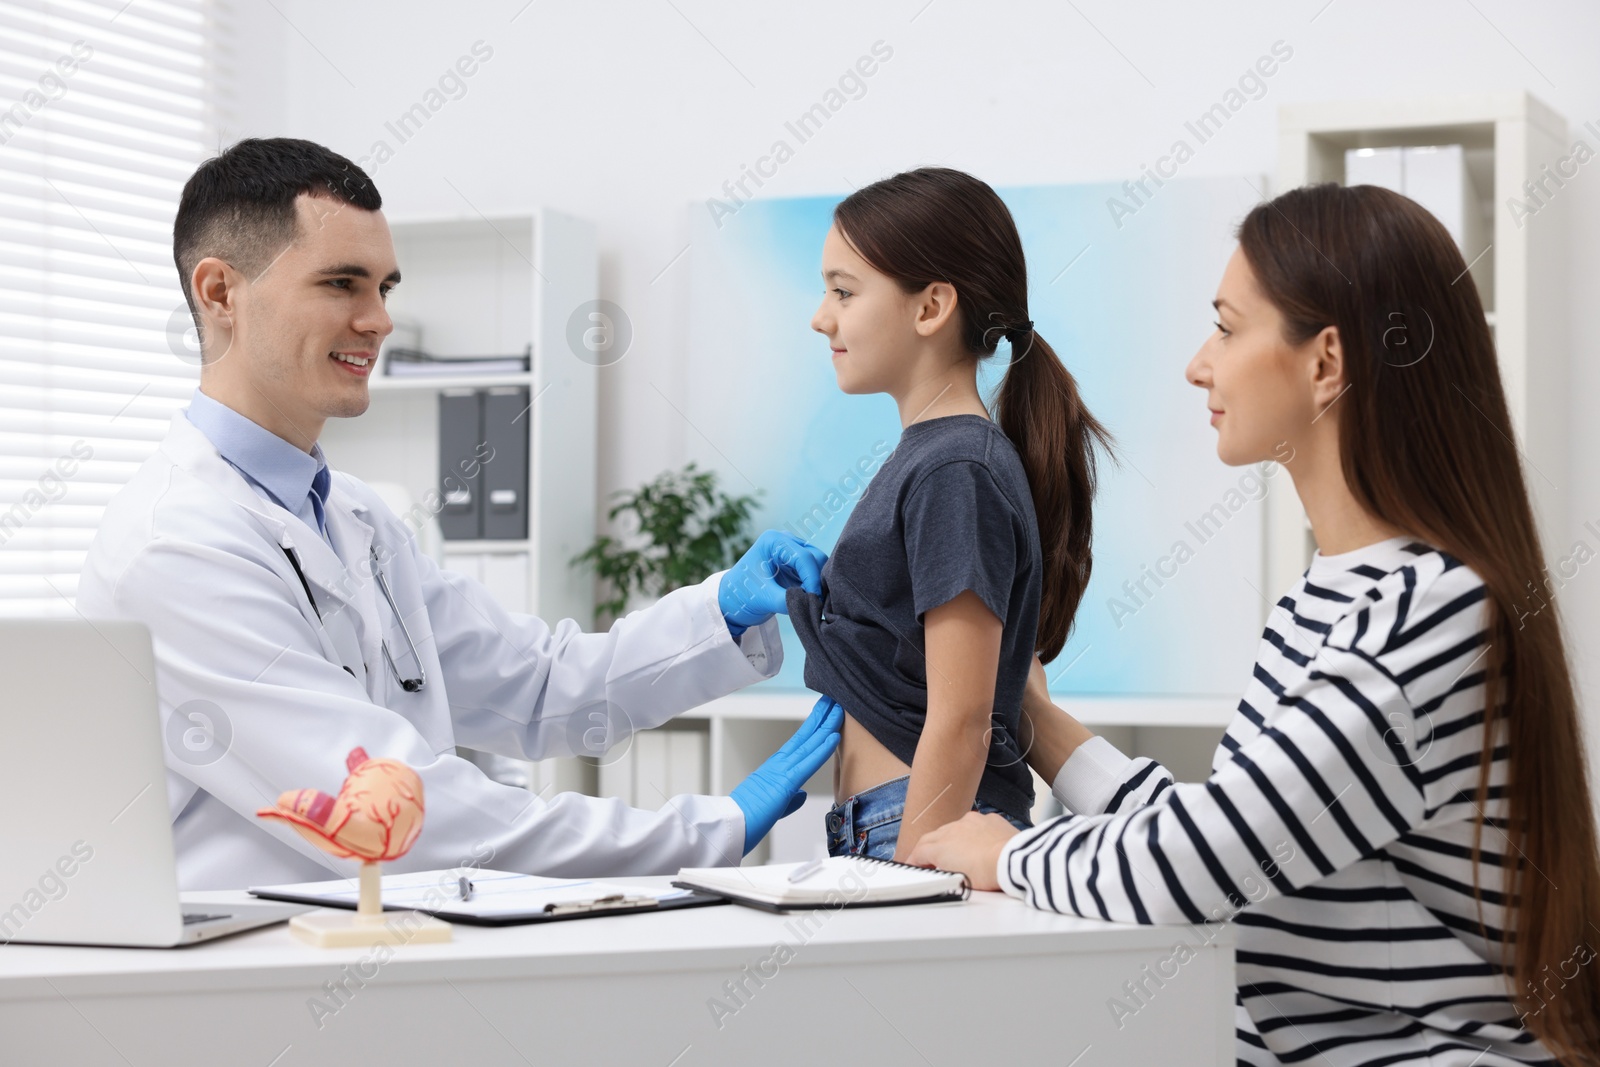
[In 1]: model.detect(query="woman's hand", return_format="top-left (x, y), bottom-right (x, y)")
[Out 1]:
top-left (904, 811), bottom-right (1022, 892)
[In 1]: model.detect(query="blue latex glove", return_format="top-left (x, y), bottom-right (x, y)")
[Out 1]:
top-left (718, 530), bottom-right (828, 639)
top-left (731, 696), bottom-right (844, 854)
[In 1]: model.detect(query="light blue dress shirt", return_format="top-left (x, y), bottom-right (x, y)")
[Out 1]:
top-left (184, 388), bottom-right (333, 546)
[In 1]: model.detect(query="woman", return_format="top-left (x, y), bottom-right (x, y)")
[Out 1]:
top-left (909, 183), bottom-right (1600, 1065)
top-left (788, 167), bottom-right (1111, 861)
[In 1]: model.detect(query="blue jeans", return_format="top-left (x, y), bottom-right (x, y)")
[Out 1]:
top-left (824, 775), bottom-right (1032, 860)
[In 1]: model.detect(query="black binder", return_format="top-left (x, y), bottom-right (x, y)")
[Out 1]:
top-left (481, 386), bottom-right (530, 540)
top-left (437, 388), bottom-right (483, 540)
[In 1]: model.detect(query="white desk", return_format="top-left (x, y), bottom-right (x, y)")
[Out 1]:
top-left (0, 878), bottom-right (1236, 1066)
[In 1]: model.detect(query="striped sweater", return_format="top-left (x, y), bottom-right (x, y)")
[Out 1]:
top-left (998, 537), bottom-right (1557, 1065)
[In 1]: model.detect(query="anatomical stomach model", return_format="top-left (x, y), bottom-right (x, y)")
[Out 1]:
top-left (257, 747), bottom-right (451, 946)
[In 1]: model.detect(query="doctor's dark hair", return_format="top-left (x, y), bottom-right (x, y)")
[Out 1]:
top-left (833, 167), bottom-right (1112, 663)
top-left (1237, 183), bottom-right (1600, 1063)
top-left (173, 137), bottom-right (382, 324)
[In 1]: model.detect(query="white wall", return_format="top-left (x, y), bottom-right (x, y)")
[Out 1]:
top-left (233, 0), bottom-right (1600, 766)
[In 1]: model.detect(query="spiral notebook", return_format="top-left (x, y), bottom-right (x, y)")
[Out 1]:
top-left (671, 855), bottom-right (971, 913)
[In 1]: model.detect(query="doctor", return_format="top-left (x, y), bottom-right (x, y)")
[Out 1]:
top-left (78, 137), bottom-right (840, 890)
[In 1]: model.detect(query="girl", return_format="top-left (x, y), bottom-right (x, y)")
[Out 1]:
top-left (910, 183), bottom-right (1600, 1065)
top-left (787, 168), bottom-right (1111, 863)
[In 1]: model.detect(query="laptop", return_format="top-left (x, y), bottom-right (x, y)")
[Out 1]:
top-left (0, 619), bottom-right (308, 947)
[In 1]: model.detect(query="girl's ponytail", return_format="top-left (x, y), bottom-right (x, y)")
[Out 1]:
top-left (994, 326), bottom-right (1112, 661)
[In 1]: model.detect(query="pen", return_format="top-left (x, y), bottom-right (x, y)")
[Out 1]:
top-left (788, 857), bottom-right (825, 883)
top-left (457, 875), bottom-right (474, 901)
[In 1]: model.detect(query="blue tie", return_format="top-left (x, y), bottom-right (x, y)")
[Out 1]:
top-left (309, 464), bottom-right (331, 539)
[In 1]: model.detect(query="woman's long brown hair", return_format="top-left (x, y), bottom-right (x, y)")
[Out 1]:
top-left (1239, 182), bottom-right (1600, 1063)
top-left (833, 167), bottom-right (1112, 661)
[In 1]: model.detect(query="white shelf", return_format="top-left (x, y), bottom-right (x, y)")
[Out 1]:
top-left (442, 539), bottom-right (534, 553)
top-left (678, 693), bottom-right (818, 722)
top-left (680, 690), bottom-right (1237, 729)
top-left (1273, 91), bottom-right (1570, 588)
top-left (369, 372), bottom-right (535, 392)
top-left (1055, 697), bottom-right (1236, 729)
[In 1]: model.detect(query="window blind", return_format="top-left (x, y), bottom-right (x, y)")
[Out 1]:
top-left (0, 0), bottom-right (214, 615)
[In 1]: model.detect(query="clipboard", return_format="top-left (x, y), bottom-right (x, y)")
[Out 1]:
top-left (250, 869), bottom-right (729, 926)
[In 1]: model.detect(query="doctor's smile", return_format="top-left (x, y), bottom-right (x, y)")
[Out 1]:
top-left (329, 350), bottom-right (378, 374)
top-left (2, 14), bottom-right (1597, 1065)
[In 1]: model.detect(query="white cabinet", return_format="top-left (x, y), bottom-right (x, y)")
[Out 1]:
top-left (1273, 92), bottom-right (1570, 586)
top-left (317, 209), bottom-right (599, 801)
top-left (441, 549), bottom-right (529, 612)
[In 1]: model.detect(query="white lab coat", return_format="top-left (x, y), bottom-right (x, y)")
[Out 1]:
top-left (76, 412), bottom-right (784, 890)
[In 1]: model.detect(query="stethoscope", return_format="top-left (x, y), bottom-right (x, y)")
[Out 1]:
top-left (281, 543), bottom-right (427, 693)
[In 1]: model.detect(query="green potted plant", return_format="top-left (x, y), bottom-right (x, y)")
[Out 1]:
top-left (572, 462), bottom-right (761, 627)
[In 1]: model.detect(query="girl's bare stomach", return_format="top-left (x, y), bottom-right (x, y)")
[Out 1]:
top-left (834, 711), bottom-right (912, 803)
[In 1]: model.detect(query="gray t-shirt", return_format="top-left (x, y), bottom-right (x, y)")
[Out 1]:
top-left (786, 413), bottom-right (1041, 821)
